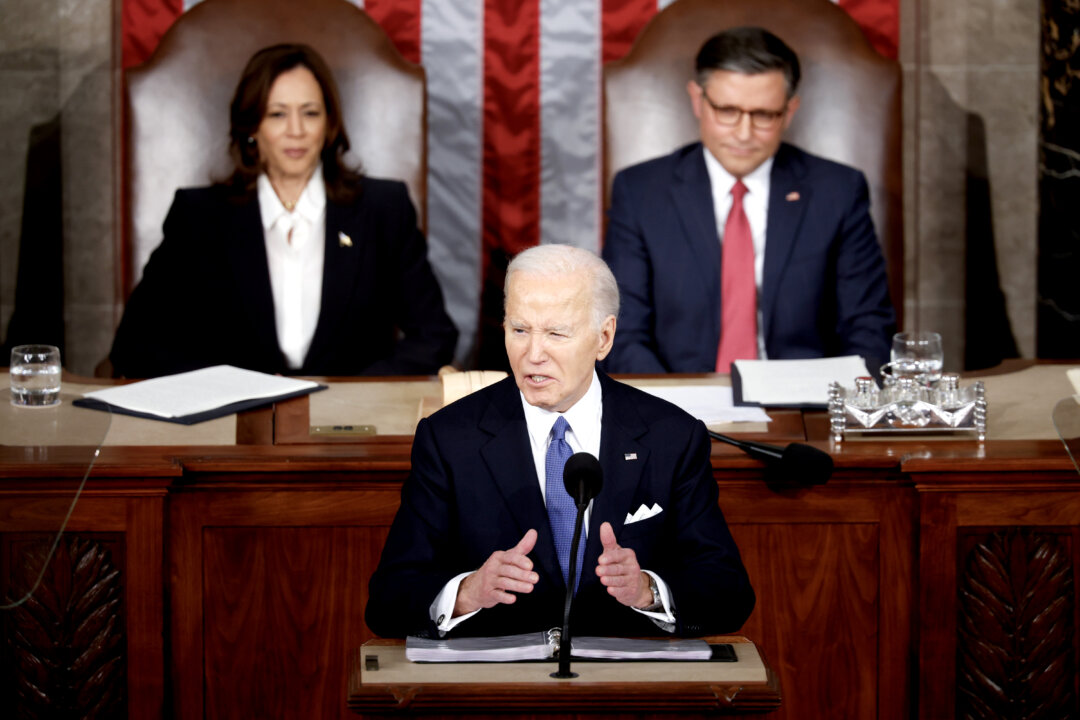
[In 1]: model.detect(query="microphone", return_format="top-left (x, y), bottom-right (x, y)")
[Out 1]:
top-left (708, 431), bottom-right (833, 486)
top-left (552, 452), bottom-right (603, 679)
top-left (564, 452), bottom-right (604, 507)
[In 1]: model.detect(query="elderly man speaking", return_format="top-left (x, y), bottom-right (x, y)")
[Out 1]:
top-left (366, 244), bottom-right (754, 639)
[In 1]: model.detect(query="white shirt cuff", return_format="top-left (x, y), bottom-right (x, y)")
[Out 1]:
top-left (430, 572), bottom-right (480, 635)
top-left (631, 570), bottom-right (676, 632)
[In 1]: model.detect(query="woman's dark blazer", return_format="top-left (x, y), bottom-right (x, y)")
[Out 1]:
top-left (110, 177), bottom-right (458, 378)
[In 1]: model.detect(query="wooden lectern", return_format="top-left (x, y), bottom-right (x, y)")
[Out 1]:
top-left (347, 636), bottom-right (781, 717)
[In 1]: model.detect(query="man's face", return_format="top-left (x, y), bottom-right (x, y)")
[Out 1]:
top-left (687, 69), bottom-right (799, 178)
top-left (504, 271), bottom-right (615, 413)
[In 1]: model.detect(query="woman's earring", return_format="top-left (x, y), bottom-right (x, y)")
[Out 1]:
top-left (247, 136), bottom-right (256, 144)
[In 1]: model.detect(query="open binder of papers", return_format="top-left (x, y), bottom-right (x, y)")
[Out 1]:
top-left (732, 355), bottom-right (871, 408)
top-left (74, 365), bottom-right (325, 425)
top-left (405, 630), bottom-right (730, 663)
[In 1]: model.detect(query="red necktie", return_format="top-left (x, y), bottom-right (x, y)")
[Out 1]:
top-left (715, 180), bottom-right (757, 373)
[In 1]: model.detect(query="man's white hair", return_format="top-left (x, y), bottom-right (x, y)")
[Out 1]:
top-left (504, 244), bottom-right (620, 330)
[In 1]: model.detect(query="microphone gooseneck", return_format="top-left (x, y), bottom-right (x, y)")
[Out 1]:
top-left (552, 451), bottom-right (603, 679)
top-left (707, 430), bottom-right (833, 486)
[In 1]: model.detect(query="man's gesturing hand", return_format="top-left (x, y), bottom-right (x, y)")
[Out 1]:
top-left (595, 521), bottom-right (653, 608)
top-left (455, 529), bottom-right (539, 617)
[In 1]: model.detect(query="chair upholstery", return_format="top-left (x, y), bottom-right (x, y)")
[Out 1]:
top-left (124, 0), bottom-right (425, 293)
top-left (604, 0), bottom-right (902, 319)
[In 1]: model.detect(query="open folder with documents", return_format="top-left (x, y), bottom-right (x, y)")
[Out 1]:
top-left (405, 631), bottom-right (730, 663)
top-left (74, 365), bottom-right (325, 425)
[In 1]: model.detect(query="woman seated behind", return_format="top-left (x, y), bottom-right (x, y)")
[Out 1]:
top-left (110, 43), bottom-right (457, 378)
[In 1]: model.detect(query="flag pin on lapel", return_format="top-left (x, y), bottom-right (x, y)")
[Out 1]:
top-left (338, 231), bottom-right (353, 248)
top-left (624, 453), bottom-right (638, 461)
top-left (785, 191), bottom-right (800, 202)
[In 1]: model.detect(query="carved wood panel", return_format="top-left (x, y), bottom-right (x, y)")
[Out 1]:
top-left (957, 527), bottom-right (1076, 720)
top-left (1, 533), bottom-right (126, 719)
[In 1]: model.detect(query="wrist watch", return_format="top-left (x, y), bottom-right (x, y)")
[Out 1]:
top-left (638, 574), bottom-right (663, 612)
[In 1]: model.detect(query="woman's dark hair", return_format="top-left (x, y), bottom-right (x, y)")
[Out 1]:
top-left (226, 43), bottom-right (362, 202)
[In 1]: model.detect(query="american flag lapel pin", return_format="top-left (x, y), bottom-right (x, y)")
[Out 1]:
top-left (624, 452), bottom-right (638, 461)
top-left (785, 191), bottom-right (800, 202)
top-left (338, 231), bottom-right (353, 248)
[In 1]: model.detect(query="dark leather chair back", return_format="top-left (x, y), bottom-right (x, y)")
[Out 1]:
top-left (604, 0), bottom-right (902, 317)
top-left (124, 0), bottom-right (425, 293)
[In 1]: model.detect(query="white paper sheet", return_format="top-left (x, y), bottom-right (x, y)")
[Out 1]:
top-left (1067, 367), bottom-right (1080, 395)
top-left (734, 355), bottom-right (871, 406)
top-left (80, 365), bottom-right (320, 419)
top-left (637, 386), bottom-right (771, 424)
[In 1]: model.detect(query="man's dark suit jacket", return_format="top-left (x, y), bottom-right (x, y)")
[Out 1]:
top-left (110, 178), bottom-right (457, 378)
top-left (602, 142), bottom-right (895, 374)
top-left (365, 371), bottom-right (755, 639)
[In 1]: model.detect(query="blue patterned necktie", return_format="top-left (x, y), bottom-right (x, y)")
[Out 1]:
top-left (545, 416), bottom-right (586, 591)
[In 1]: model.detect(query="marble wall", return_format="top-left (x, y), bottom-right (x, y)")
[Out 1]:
top-left (902, 0), bottom-right (1038, 370)
top-left (0, 0), bottom-right (116, 376)
top-left (0, 0), bottom-right (1048, 375)
top-left (1038, 0), bottom-right (1080, 357)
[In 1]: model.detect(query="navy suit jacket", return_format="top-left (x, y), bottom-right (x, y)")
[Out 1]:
top-left (602, 142), bottom-right (895, 374)
top-left (365, 371), bottom-right (755, 639)
top-left (110, 177), bottom-right (457, 378)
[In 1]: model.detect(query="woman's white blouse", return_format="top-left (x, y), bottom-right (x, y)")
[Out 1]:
top-left (257, 171), bottom-right (326, 370)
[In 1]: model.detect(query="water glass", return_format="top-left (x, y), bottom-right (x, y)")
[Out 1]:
top-left (10, 345), bottom-right (61, 407)
top-left (890, 331), bottom-right (943, 385)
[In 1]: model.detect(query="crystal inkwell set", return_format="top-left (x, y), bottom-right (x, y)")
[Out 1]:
top-left (828, 331), bottom-right (987, 443)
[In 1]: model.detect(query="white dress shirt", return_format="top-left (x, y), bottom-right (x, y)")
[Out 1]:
top-left (430, 371), bottom-right (675, 634)
top-left (257, 171), bottom-right (326, 370)
top-left (702, 148), bottom-right (774, 359)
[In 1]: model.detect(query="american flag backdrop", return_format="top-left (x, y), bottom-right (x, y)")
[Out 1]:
top-left (122, 0), bottom-right (898, 364)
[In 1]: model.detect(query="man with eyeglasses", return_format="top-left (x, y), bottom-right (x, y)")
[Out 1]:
top-left (602, 26), bottom-right (895, 375)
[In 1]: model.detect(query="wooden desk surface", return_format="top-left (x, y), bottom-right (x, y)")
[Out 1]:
top-left (6, 364), bottom-right (1075, 451)
top-left (348, 636), bottom-right (780, 716)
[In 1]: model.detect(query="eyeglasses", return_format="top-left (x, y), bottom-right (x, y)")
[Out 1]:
top-left (698, 84), bottom-right (787, 130)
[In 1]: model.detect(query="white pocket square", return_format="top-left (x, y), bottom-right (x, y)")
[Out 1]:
top-left (625, 503), bottom-right (663, 524)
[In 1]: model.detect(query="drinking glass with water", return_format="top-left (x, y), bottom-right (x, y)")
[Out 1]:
top-left (10, 344), bottom-right (61, 407)
top-left (889, 332), bottom-right (943, 385)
